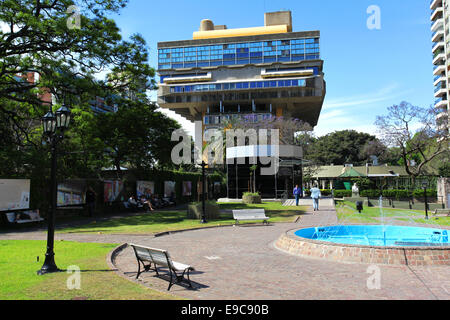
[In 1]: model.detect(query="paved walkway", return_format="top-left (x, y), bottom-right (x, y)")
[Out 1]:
top-left (112, 204), bottom-right (449, 300)
top-left (1, 204), bottom-right (449, 300)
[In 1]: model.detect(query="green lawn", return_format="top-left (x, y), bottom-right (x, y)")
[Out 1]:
top-left (397, 217), bottom-right (450, 226)
top-left (0, 240), bottom-right (179, 300)
top-left (58, 202), bottom-right (307, 235)
top-left (336, 201), bottom-right (432, 224)
top-left (0, 202), bottom-right (306, 300)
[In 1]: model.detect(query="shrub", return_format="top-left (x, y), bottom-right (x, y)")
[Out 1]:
top-left (303, 189), bottom-right (331, 196)
top-left (360, 189), bottom-right (381, 198)
top-left (320, 189), bottom-right (332, 196)
top-left (243, 192), bottom-right (260, 197)
top-left (242, 192), bottom-right (262, 204)
top-left (333, 190), bottom-right (352, 198)
top-left (412, 189), bottom-right (437, 199)
top-left (358, 189), bottom-right (437, 199)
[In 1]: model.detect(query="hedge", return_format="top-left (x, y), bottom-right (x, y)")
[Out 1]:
top-left (333, 190), bottom-right (352, 198)
top-left (303, 189), bottom-right (332, 196)
top-left (359, 189), bottom-right (438, 199)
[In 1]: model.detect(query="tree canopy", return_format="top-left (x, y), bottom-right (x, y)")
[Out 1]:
top-left (304, 130), bottom-right (379, 166)
top-left (375, 101), bottom-right (449, 181)
top-left (0, 0), bottom-right (180, 180)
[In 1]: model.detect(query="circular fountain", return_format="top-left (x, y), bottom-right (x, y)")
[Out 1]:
top-left (275, 225), bottom-right (450, 266)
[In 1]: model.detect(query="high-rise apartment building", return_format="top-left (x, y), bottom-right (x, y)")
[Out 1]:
top-left (431, 0), bottom-right (450, 134)
top-left (157, 11), bottom-right (326, 198)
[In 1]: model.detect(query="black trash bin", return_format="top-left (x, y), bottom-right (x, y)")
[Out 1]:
top-left (356, 201), bottom-right (363, 213)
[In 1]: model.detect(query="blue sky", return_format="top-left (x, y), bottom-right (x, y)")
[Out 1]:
top-left (110, 0), bottom-right (434, 138)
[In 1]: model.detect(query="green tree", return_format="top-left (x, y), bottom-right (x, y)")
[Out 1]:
top-left (375, 101), bottom-right (449, 185)
top-left (0, 0), bottom-right (181, 207)
top-left (306, 130), bottom-right (377, 165)
top-left (92, 102), bottom-right (181, 174)
top-left (438, 163), bottom-right (450, 177)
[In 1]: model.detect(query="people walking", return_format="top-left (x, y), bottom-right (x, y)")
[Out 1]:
top-left (293, 185), bottom-right (302, 206)
top-left (310, 184), bottom-right (321, 211)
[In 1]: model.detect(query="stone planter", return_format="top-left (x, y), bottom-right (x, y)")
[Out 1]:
top-left (242, 194), bottom-right (262, 204)
top-left (187, 202), bottom-right (220, 220)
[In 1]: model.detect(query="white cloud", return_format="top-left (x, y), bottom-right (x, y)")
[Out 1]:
top-left (314, 83), bottom-right (414, 137)
top-left (322, 83), bottom-right (411, 110)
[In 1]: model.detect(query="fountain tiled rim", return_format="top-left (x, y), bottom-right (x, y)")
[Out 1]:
top-left (274, 225), bottom-right (450, 266)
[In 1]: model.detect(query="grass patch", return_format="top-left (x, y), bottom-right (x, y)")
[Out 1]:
top-left (336, 203), bottom-right (379, 224)
top-left (58, 203), bottom-right (306, 235)
top-left (397, 217), bottom-right (450, 227)
top-left (0, 240), bottom-right (178, 300)
top-left (336, 201), bottom-right (446, 225)
top-left (342, 201), bottom-right (426, 217)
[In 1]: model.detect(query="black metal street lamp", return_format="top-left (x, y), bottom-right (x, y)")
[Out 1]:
top-left (423, 181), bottom-right (429, 220)
top-left (200, 161), bottom-right (207, 224)
top-left (37, 104), bottom-right (71, 275)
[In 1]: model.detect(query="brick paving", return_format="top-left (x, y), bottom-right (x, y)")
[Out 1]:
top-left (1, 204), bottom-right (449, 300)
top-left (112, 205), bottom-right (449, 300)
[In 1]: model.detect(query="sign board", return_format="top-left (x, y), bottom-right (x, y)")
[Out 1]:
top-left (164, 181), bottom-right (176, 198)
top-left (57, 180), bottom-right (86, 207)
top-left (182, 181), bottom-right (192, 196)
top-left (136, 181), bottom-right (155, 199)
top-left (104, 180), bottom-right (125, 203)
top-left (0, 179), bottom-right (30, 212)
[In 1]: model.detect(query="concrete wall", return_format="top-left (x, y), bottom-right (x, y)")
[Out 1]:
top-left (264, 11), bottom-right (292, 31)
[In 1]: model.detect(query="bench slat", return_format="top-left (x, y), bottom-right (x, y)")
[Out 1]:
top-left (232, 209), bottom-right (269, 224)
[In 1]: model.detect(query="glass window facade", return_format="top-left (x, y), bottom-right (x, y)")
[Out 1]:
top-left (204, 113), bottom-right (274, 125)
top-left (169, 79), bottom-right (307, 93)
top-left (158, 37), bottom-right (320, 70)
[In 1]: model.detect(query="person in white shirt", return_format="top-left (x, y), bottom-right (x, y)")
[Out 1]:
top-left (310, 184), bottom-right (322, 212)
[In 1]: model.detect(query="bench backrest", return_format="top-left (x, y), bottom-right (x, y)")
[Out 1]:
top-left (233, 209), bottom-right (266, 218)
top-left (130, 244), bottom-right (173, 269)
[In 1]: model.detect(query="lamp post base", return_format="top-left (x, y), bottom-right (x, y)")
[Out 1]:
top-left (37, 254), bottom-right (60, 275)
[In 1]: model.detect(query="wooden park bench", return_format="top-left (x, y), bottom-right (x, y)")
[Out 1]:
top-left (232, 209), bottom-right (270, 225)
top-left (129, 244), bottom-right (195, 291)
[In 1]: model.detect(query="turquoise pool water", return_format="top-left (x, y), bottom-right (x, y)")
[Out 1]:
top-left (294, 225), bottom-right (449, 247)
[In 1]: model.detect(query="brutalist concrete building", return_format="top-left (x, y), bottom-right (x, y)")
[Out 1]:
top-left (157, 11), bottom-right (326, 198)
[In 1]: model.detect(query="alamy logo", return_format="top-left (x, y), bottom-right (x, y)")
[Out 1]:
top-left (171, 121), bottom-right (280, 175)
top-left (367, 5), bottom-right (381, 30)
top-left (67, 265), bottom-right (81, 290)
top-left (67, 5), bottom-right (81, 30)
top-left (366, 265), bottom-right (381, 290)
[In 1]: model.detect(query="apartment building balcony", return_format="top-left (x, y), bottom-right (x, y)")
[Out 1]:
top-left (430, 0), bottom-right (443, 11)
top-left (431, 28), bottom-right (444, 42)
top-left (435, 97), bottom-right (448, 109)
top-left (431, 18), bottom-right (444, 32)
top-left (434, 83), bottom-right (447, 97)
top-left (432, 40), bottom-right (445, 53)
top-left (435, 88), bottom-right (448, 97)
top-left (433, 63), bottom-right (446, 75)
top-left (434, 73), bottom-right (446, 86)
top-left (433, 51), bottom-right (446, 64)
top-left (431, 7), bottom-right (444, 21)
